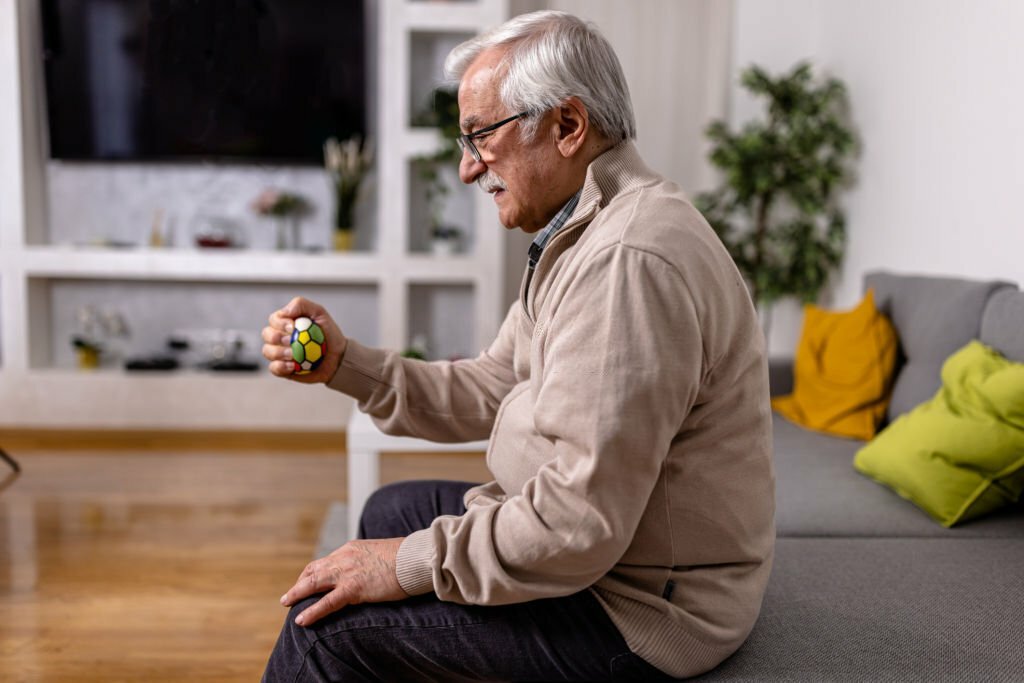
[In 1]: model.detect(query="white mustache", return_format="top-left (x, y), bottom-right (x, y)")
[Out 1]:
top-left (477, 172), bottom-right (507, 193)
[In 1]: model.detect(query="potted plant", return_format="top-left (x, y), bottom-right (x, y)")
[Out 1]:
top-left (324, 135), bottom-right (373, 251)
top-left (252, 188), bottom-right (310, 250)
top-left (430, 224), bottom-right (462, 256)
top-left (696, 62), bottom-right (856, 332)
top-left (413, 87), bottom-right (465, 254)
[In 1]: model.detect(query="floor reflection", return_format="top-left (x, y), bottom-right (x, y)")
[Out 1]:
top-left (0, 449), bottom-right (344, 681)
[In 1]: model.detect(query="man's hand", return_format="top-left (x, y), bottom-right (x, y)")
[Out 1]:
top-left (280, 538), bottom-right (408, 627)
top-left (261, 296), bottom-right (347, 384)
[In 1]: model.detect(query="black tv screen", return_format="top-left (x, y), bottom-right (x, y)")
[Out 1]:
top-left (41, 0), bottom-right (366, 164)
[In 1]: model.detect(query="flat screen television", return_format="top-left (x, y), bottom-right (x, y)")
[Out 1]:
top-left (41, 0), bottom-right (367, 164)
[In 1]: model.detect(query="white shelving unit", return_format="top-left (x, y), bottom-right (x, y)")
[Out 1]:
top-left (0, 0), bottom-right (509, 430)
top-left (376, 0), bottom-right (509, 353)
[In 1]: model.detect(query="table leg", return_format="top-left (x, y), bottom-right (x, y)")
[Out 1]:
top-left (347, 447), bottom-right (380, 541)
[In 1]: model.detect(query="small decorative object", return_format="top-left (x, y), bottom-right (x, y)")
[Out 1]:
top-left (430, 225), bottom-right (462, 256)
top-left (207, 330), bottom-right (259, 371)
top-left (71, 306), bottom-right (130, 369)
top-left (696, 62), bottom-right (856, 336)
top-left (401, 333), bottom-right (429, 360)
top-left (72, 336), bottom-right (102, 370)
top-left (413, 87), bottom-right (463, 253)
top-left (252, 188), bottom-right (310, 250)
top-left (290, 316), bottom-right (327, 375)
top-left (194, 215), bottom-right (241, 249)
top-left (162, 328), bottom-right (258, 371)
top-left (124, 356), bottom-right (180, 371)
top-left (324, 135), bottom-right (373, 251)
top-left (149, 208), bottom-right (166, 247)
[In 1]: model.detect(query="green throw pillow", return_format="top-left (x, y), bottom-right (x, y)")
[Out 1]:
top-left (854, 340), bottom-right (1024, 527)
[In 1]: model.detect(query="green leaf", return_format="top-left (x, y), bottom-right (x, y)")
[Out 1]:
top-left (703, 61), bottom-right (855, 304)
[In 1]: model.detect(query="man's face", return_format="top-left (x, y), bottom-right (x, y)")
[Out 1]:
top-left (456, 49), bottom-right (566, 233)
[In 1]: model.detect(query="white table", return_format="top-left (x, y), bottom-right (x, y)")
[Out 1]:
top-left (345, 410), bottom-right (489, 540)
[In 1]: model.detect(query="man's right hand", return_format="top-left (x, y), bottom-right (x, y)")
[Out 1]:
top-left (262, 296), bottom-right (348, 384)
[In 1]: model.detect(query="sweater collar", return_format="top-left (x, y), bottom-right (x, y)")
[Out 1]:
top-left (575, 140), bottom-right (656, 218)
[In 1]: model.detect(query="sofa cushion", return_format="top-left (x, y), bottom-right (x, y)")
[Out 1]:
top-left (864, 271), bottom-right (1014, 423)
top-left (695, 537), bottom-right (1024, 681)
top-left (773, 414), bottom-right (1024, 537)
top-left (981, 288), bottom-right (1024, 363)
top-left (854, 341), bottom-right (1024, 527)
top-left (772, 290), bottom-right (898, 440)
top-left (767, 357), bottom-right (794, 397)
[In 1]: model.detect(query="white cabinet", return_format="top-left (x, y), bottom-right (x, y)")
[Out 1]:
top-left (0, 0), bottom-right (508, 430)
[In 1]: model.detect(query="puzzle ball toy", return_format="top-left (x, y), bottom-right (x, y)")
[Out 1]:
top-left (290, 316), bottom-right (326, 375)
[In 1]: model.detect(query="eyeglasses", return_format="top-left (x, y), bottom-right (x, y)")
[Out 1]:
top-left (456, 111), bottom-right (529, 162)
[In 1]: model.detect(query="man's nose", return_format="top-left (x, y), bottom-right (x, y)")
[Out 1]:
top-left (458, 149), bottom-right (486, 185)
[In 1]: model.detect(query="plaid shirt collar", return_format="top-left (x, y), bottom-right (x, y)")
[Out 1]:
top-left (527, 190), bottom-right (582, 269)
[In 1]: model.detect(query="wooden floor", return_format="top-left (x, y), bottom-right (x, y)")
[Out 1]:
top-left (0, 436), bottom-right (489, 682)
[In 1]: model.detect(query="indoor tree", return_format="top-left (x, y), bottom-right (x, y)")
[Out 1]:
top-left (697, 62), bottom-right (856, 319)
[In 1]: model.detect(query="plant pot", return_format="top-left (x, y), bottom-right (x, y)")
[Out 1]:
top-left (333, 230), bottom-right (354, 251)
top-left (76, 346), bottom-right (101, 370)
top-left (430, 238), bottom-right (457, 257)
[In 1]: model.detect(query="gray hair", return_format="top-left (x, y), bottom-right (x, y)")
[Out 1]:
top-left (445, 10), bottom-right (636, 142)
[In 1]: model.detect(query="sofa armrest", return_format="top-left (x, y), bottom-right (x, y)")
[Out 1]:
top-left (768, 357), bottom-right (794, 397)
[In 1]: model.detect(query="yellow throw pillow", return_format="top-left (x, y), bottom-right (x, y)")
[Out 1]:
top-left (772, 290), bottom-right (898, 440)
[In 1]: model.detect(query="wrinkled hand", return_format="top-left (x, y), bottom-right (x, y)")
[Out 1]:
top-left (261, 296), bottom-right (347, 384)
top-left (280, 538), bottom-right (407, 627)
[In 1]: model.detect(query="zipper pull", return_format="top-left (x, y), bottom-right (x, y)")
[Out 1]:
top-left (527, 242), bottom-right (543, 270)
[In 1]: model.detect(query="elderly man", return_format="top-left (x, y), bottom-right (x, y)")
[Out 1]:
top-left (261, 10), bottom-right (773, 682)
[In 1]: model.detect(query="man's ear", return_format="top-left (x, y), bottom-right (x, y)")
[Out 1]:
top-left (553, 96), bottom-right (589, 158)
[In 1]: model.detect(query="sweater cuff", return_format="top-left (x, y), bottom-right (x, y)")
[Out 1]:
top-left (325, 338), bottom-right (387, 403)
top-left (396, 528), bottom-right (435, 596)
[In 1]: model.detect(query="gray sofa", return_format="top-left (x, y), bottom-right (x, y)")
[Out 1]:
top-left (699, 272), bottom-right (1024, 681)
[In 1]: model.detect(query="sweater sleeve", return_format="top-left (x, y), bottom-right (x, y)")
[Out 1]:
top-left (396, 244), bottom-right (704, 601)
top-left (327, 303), bottom-right (521, 443)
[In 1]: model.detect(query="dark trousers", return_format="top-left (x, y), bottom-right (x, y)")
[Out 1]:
top-left (262, 480), bottom-right (674, 682)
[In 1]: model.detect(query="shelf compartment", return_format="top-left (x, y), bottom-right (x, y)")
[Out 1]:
top-left (43, 161), bottom-right (346, 250)
top-left (408, 30), bottom-right (474, 128)
top-left (32, 277), bottom-right (379, 371)
top-left (402, 127), bottom-right (447, 159)
top-left (407, 159), bottom-right (476, 256)
top-left (408, 283), bottom-right (475, 361)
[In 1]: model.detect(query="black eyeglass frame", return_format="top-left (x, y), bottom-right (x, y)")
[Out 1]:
top-left (456, 111), bottom-right (530, 162)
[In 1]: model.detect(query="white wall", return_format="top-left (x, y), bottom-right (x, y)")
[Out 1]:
top-left (0, 1), bottom-right (25, 251)
top-left (546, 0), bottom-right (732, 194)
top-left (502, 0), bottom-right (733, 307)
top-left (733, 0), bottom-right (1024, 355)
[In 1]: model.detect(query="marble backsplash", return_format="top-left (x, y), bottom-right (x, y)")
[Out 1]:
top-left (45, 161), bottom-right (378, 251)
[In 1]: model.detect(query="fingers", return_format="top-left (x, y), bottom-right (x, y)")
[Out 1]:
top-left (277, 296), bottom-right (325, 323)
top-left (267, 296), bottom-right (320, 337)
top-left (279, 539), bottom-right (406, 628)
top-left (283, 559), bottom-right (336, 606)
top-left (264, 296), bottom-right (347, 384)
top-left (293, 589), bottom-right (347, 627)
top-left (264, 296), bottom-right (319, 380)
top-left (261, 325), bottom-right (291, 352)
top-left (260, 324), bottom-right (292, 378)
top-left (281, 558), bottom-right (353, 627)
top-left (267, 309), bottom-right (296, 336)
top-left (261, 325), bottom-right (290, 353)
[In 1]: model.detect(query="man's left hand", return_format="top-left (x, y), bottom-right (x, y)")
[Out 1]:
top-left (281, 538), bottom-right (407, 627)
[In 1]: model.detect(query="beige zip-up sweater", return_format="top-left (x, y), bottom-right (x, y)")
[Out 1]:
top-left (328, 141), bottom-right (775, 678)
